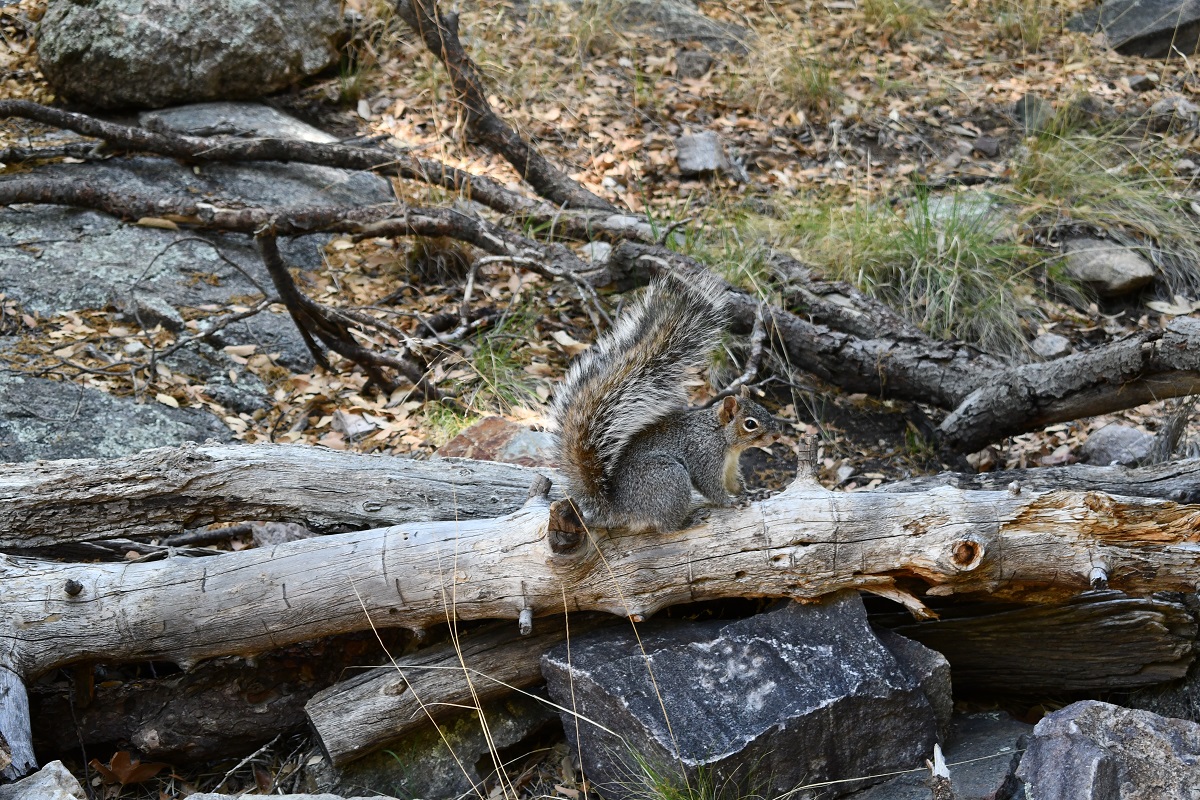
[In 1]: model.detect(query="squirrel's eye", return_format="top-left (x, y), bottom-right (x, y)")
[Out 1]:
top-left (744, 419), bottom-right (759, 431)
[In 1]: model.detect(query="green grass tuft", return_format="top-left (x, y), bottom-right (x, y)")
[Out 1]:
top-left (1005, 127), bottom-right (1200, 298)
top-left (862, 0), bottom-right (932, 41)
top-left (786, 189), bottom-right (1043, 355)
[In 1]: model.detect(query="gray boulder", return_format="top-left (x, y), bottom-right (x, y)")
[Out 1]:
top-left (1149, 95), bottom-right (1200, 130)
top-left (1082, 423), bottom-right (1155, 466)
top-left (36, 0), bottom-right (344, 109)
top-left (1014, 93), bottom-right (1055, 134)
top-left (675, 50), bottom-right (715, 79)
top-left (1068, 0), bottom-right (1200, 58)
top-left (1062, 237), bottom-right (1156, 296)
top-left (541, 593), bottom-right (948, 800)
top-left (207, 311), bottom-right (316, 373)
top-left (676, 131), bottom-right (735, 178)
top-left (1031, 332), bottom-right (1072, 359)
top-left (0, 370), bottom-right (232, 462)
top-left (1016, 700), bottom-right (1200, 800)
top-left (845, 711), bottom-right (1032, 800)
top-left (618, 0), bottom-right (749, 50)
top-left (0, 760), bottom-right (85, 800)
top-left (140, 102), bottom-right (345, 143)
top-left (164, 342), bottom-right (272, 414)
top-left (0, 153), bottom-right (390, 316)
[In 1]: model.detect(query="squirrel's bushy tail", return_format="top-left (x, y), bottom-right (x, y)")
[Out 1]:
top-left (551, 270), bottom-right (729, 516)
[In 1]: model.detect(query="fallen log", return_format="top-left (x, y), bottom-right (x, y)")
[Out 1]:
top-left (0, 443), bottom-right (551, 552)
top-left (28, 631), bottom-right (404, 763)
top-left (888, 590), bottom-right (1198, 694)
top-left (6, 445), bottom-right (1198, 556)
top-left (306, 614), bottom-right (616, 766)
top-left (3, 469), bottom-right (1200, 776)
top-left (881, 459), bottom-right (1200, 502)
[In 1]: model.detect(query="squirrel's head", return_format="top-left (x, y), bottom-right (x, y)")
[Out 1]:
top-left (716, 389), bottom-right (781, 451)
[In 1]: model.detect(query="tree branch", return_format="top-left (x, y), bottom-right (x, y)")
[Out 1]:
top-left (394, 0), bottom-right (616, 212)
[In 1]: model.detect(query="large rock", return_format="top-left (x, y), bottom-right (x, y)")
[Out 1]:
top-left (1062, 237), bottom-right (1156, 296)
top-left (36, 0), bottom-right (344, 109)
top-left (0, 370), bottom-right (232, 462)
top-left (0, 760), bottom-right (85, 800)
top-left (0, 153), bottom-right (390, 315)
top-left (675, 131), bottom-right (734, 178)
top-left (1068, 0), bottom-right (1200, 58)
top-left (0, 103), bottom-right (390, 376)
top-left (139, 102), bottom-right (346, 143)
top-left (541, 593), bottom-right (949, 799)
top-left (844, 711), bottom-right (1032, 800)
top-left (616, 0), bottom-right (749, 50)
top-left (1015, 700), bottom-right (1200, 799)
top-left (1081, 423), bottom-right (1155, 466)
top-left (207, 311), bottom-right (316, 374)
top-left (164, 342), bottom-right (272, 414)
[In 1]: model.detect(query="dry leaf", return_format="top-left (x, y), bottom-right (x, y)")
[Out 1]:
top-left (89, 751), bottom-right (168, 786)
top-left (155, 393), bottom-right (179, 409)
top-left (551, 330), bottom-right (589, 356)
top-left (135, 217), bottom-right (179, 231)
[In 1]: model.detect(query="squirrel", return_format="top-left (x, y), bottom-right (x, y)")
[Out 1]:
top-left (551, 272), bottom-right (780, 533)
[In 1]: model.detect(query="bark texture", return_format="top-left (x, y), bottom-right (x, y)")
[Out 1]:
top-left (0, 443), bottom-right (551, 552)
top-left (5, 476), bottom-right (1200, 682)
top-left (306, 615), bottom-right (616, 765)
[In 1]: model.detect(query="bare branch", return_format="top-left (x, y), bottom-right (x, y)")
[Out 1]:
top-left (394, 0), bottom-right (616, 212)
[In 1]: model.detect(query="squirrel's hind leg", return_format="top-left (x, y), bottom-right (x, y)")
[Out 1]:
top-left (612, 453), bottom-right (693, 533)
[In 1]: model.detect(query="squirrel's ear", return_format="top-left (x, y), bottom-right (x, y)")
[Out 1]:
top-left (718, 395), bottom-right (739, 425)
top-left (739, 384), bottom-right (751, 398)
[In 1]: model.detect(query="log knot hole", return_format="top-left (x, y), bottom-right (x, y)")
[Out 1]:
top-left (951, 538), bottom-right (984, 571)
top-left (547, 498), bottom-right (586, 554)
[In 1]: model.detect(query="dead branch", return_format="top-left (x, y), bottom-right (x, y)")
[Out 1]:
top-left (255, 229), bottom-right (442, 399)
top-left (394, 0), bottom-right (616, 212)
top-left (0, 99), bottom-right (526, 219)
top-left (880, 459), bottom-right (1200, 502)
top-left (610, 242), bottom-right (1200, 452)
top-left (0, 100), bottom-right (647, 242)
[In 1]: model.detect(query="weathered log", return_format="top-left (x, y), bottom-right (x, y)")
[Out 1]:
top-left (28, 631), bottom-right (405, 764)
top-left (938, 318), bottom-right (1200, 453)
top-left (0, 443), bottom-right (552, 552)
top-left (4, 471), bottom-right (1200, 775)
top-left (306, 614), bottom-right (615, 766)
top-left (9, 444), bottom-right (1199, 556)
top-left (888, 591), bottom-right (1198, 694)
top-left (881, 460), bottom-right (1200, 502)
